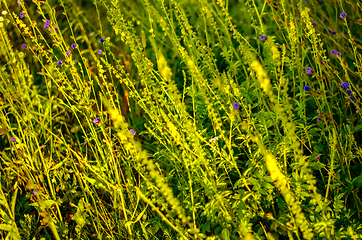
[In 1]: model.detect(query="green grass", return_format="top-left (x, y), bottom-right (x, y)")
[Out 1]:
top-left (0, 0), bottom-right (362, 239)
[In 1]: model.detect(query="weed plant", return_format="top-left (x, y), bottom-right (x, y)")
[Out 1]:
top-left (0, 0), bottom-right (362, 239)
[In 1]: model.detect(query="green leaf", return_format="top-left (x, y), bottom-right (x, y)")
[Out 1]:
top-left (309, 162), bottom-right (325, 170)
top-left (0, 224), bottom-right (12, 232)
top-left (352, 175), bottom-right (362, 188)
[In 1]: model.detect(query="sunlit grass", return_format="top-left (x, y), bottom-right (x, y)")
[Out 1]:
top-left (0, 0), bottom-right (362, 239)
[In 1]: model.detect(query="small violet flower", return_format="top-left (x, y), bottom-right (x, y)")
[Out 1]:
top-left (341, 82), bottom-right (350, 90)
top-left (337, 52), bottom-right (342, 57)
top-left (93, 118), bottom-right (100, 124)
top-left (100, 38), bottom-right (105, 43)
top-left (347, 90), bottom-right (352, 96)
top-left (332, 31), bottom-right (336, 34)
top-left (98, 49), bottom-right (103, 54)
top-left (10, 137), bottom-right (16, 143)
top-left (315, 155), bottom-right (320, 160)
top-left (20, 12), bottom-right (24, 18)
top-left (331, 50), bottom-right (337, 55)
top-left (339, 13), bottom-right (346, 19)
top-left (57, 60), bottom-right (63, 66)
top-left (129, 129), bottom-right (136, 135)
top-left (44, 19), bottom-right (51, 26)
top-left (22, 44), bottom-right (27, 49)
top-left (55, 27), bottom-right (59, 31)
top-left (71, 43), bottom-right (76, 49)
top-left (232, 102), bottom-right (241, 110)
top-left (306, 67), bottom-right (313, 74)
top-left (304, 86), bottom-right (310, 91)
top-left (260, 35), bottom-right (267, 41)
top-left (32, 190), bottom-right (36, 196)
top-left (317, 116), bottom-right (322, 121)
top-left (66, 51), bottom-right (71, 56)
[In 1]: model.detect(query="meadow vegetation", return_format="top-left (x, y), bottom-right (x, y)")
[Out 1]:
top-left (0, 0), bottom-right (362, 239)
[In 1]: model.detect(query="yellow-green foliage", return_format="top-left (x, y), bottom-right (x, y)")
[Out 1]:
top-left (0, 0), bottom-right (362, 239)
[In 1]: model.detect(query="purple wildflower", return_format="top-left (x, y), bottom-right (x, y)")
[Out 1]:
top-left (93, 118), bottom-right (100, 124)
top-left (22, 44), bottom-right (27, 49)
top-left (71, 43), bottom-right (76, 49)
top-left (317, 116), bottom-right (321, 121)
top-left (232, 102), bottom-right (240, 110)
top-left (20, 12), bottom-right (24, 18)
top-left (260, 35), bottom-right (267, 41)
top-left (345, 30), bottom-right (348, 34)
top-left (331, 50), bottom-right (337, 55)
top-left (312, 23), bottom-right (315, 26)
top-left (57, 60), bottom-right (63, 66)
top-left (44, 25), bottom-right (49, 29)
top-left (315, 155), bottom-right (320, 160)
top-left (323, 19), bottom-right (327, 23)
top-left (341, 82), bottom-right (350, 89)
top-left (347, 90), bottom-right (352, 96)
top-left (98, 49), bottom-right (103, 54)
top-left (10, 137), bottom-right (16, 143)
top-left (306, 67), bottom-right (313, 74)
top-left (100, 38), bottom-right (105, 43)
top-left (66, 51), bottom-right (71, 56)
top-left (332, 31), bottom-right (336, 34)
top-left (337, 52), bottom-right (342, 57)
top-left (339, 13), bottom-right (346, 19)
top-left (55, 27), bottom-right (59, 31)
top-left (32, 190), bottom-right (36, 196)
top-left (129, 129), bottom-right (136, 135)
top-left (44, 19), bottom-right (51, 26)
top-left (304, 86), bottom-right (310, 91)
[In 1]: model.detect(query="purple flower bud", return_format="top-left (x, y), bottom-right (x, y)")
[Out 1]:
top-left (340, 82), bottom-right (350, 90)
top-left (337, 52), bottom-right (342, 57)
top-left (22, 44), bottom-right (27, 49)
top-left (100, 38), bottom-right (105, 43)
top-left (55, 27), bottom-right (59, 31)
top-left (339, 13), bottom-right (346, 19)
top-left (232, 102), bottom-right (240, 110)
top-left (306, 67), bottom-right (313, 74)
top-left (130, 129), bottom-right (136, 135)
top-left (93, 118), bottom-right (100, 124)
top-left (20, 12), bottom-right (25, 18)
top-left (347, 90), bottom-right (352, 96)
top-left (71, 43), bottom-right (76, 49)
top-left (304, 86), bottom-right (310, 91)
top-left (10, 137), bottom-right (16, 143)
top-left (317, 116), bottom-right (322, 121)
top-left (315, 155), bottom-right (320, 160)
top-left (66, 51), bottom-right (71, 56)
top-left (44, 19), bottom-right (51, 26)
top-left (260, 35), bottom-right (267, 41)
top-left (331, 50), bottom-right (337, 55)
top-left (332, 31), bottom-right (336, 34)
top-left (32, 190), bottom-right (36, 196)
top-left (98, 49), bottom-right (103, 54)
top-left (57, 60), bottom-right (63, 66)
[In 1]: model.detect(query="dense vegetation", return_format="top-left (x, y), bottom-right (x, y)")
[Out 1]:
top-left (0, 0), bottom-right (361, 239)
